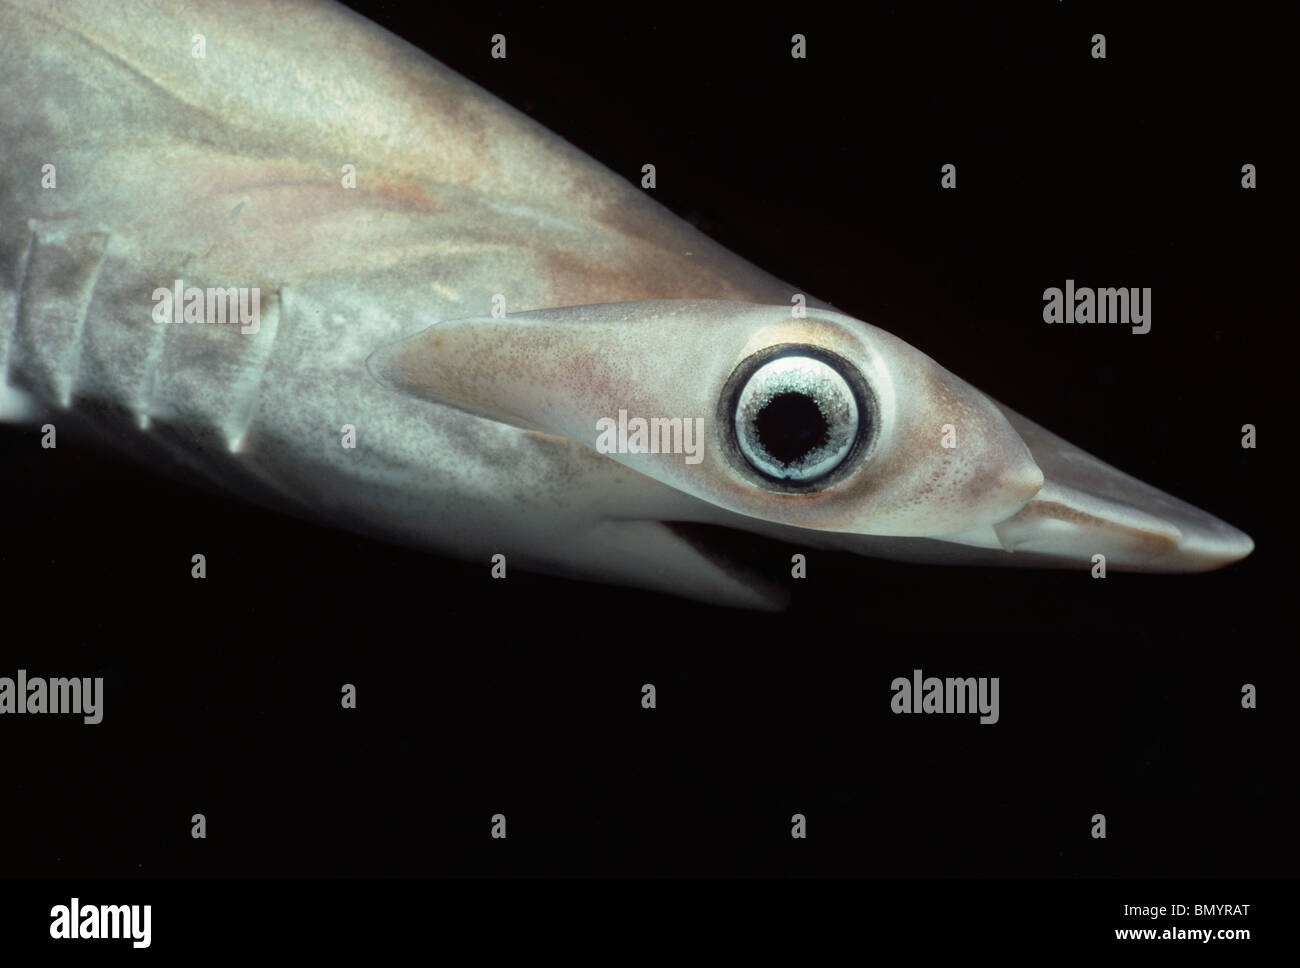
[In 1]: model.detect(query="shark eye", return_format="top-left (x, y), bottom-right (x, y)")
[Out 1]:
top-left (731, 352), bottom-right (863, 484)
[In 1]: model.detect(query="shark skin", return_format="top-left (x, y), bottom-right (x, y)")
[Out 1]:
top-left (0, 0), bottom-right (1253, 609)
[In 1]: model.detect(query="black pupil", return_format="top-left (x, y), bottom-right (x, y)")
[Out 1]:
top-left (754, 392), bottom-right (829, 465)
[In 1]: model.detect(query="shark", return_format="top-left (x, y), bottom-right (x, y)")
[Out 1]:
top-left (0, 0), bottom-right (1253, 609)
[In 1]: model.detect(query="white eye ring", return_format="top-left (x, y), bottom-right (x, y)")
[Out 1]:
top-left (733, 355), bottom-right (859, 482)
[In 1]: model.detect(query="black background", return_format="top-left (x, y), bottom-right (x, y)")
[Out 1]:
top-left (0, 0), bottom-right (1293, 887)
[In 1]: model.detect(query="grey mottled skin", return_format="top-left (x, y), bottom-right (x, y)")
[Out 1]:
top-left (0, 0), bottom-right (1252, 608)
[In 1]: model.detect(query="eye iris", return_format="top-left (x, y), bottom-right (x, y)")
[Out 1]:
top-left (754, 392), bottom-right (830, 464)
top-left (733, 354), bottom-right (860, 483)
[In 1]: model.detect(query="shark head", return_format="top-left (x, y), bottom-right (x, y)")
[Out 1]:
top-left (368, 299), bottom-right (1254, 607)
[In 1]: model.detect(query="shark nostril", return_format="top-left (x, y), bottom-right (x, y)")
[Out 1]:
top-left (754, 392), bottom-right (829, 464)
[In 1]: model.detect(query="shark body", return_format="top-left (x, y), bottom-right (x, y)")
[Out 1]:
top-left (0, 0), bottom-right (1253, 608)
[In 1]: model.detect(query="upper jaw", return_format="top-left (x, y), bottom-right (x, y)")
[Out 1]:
top-left (970, 402), bottom-right (1253, 572)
